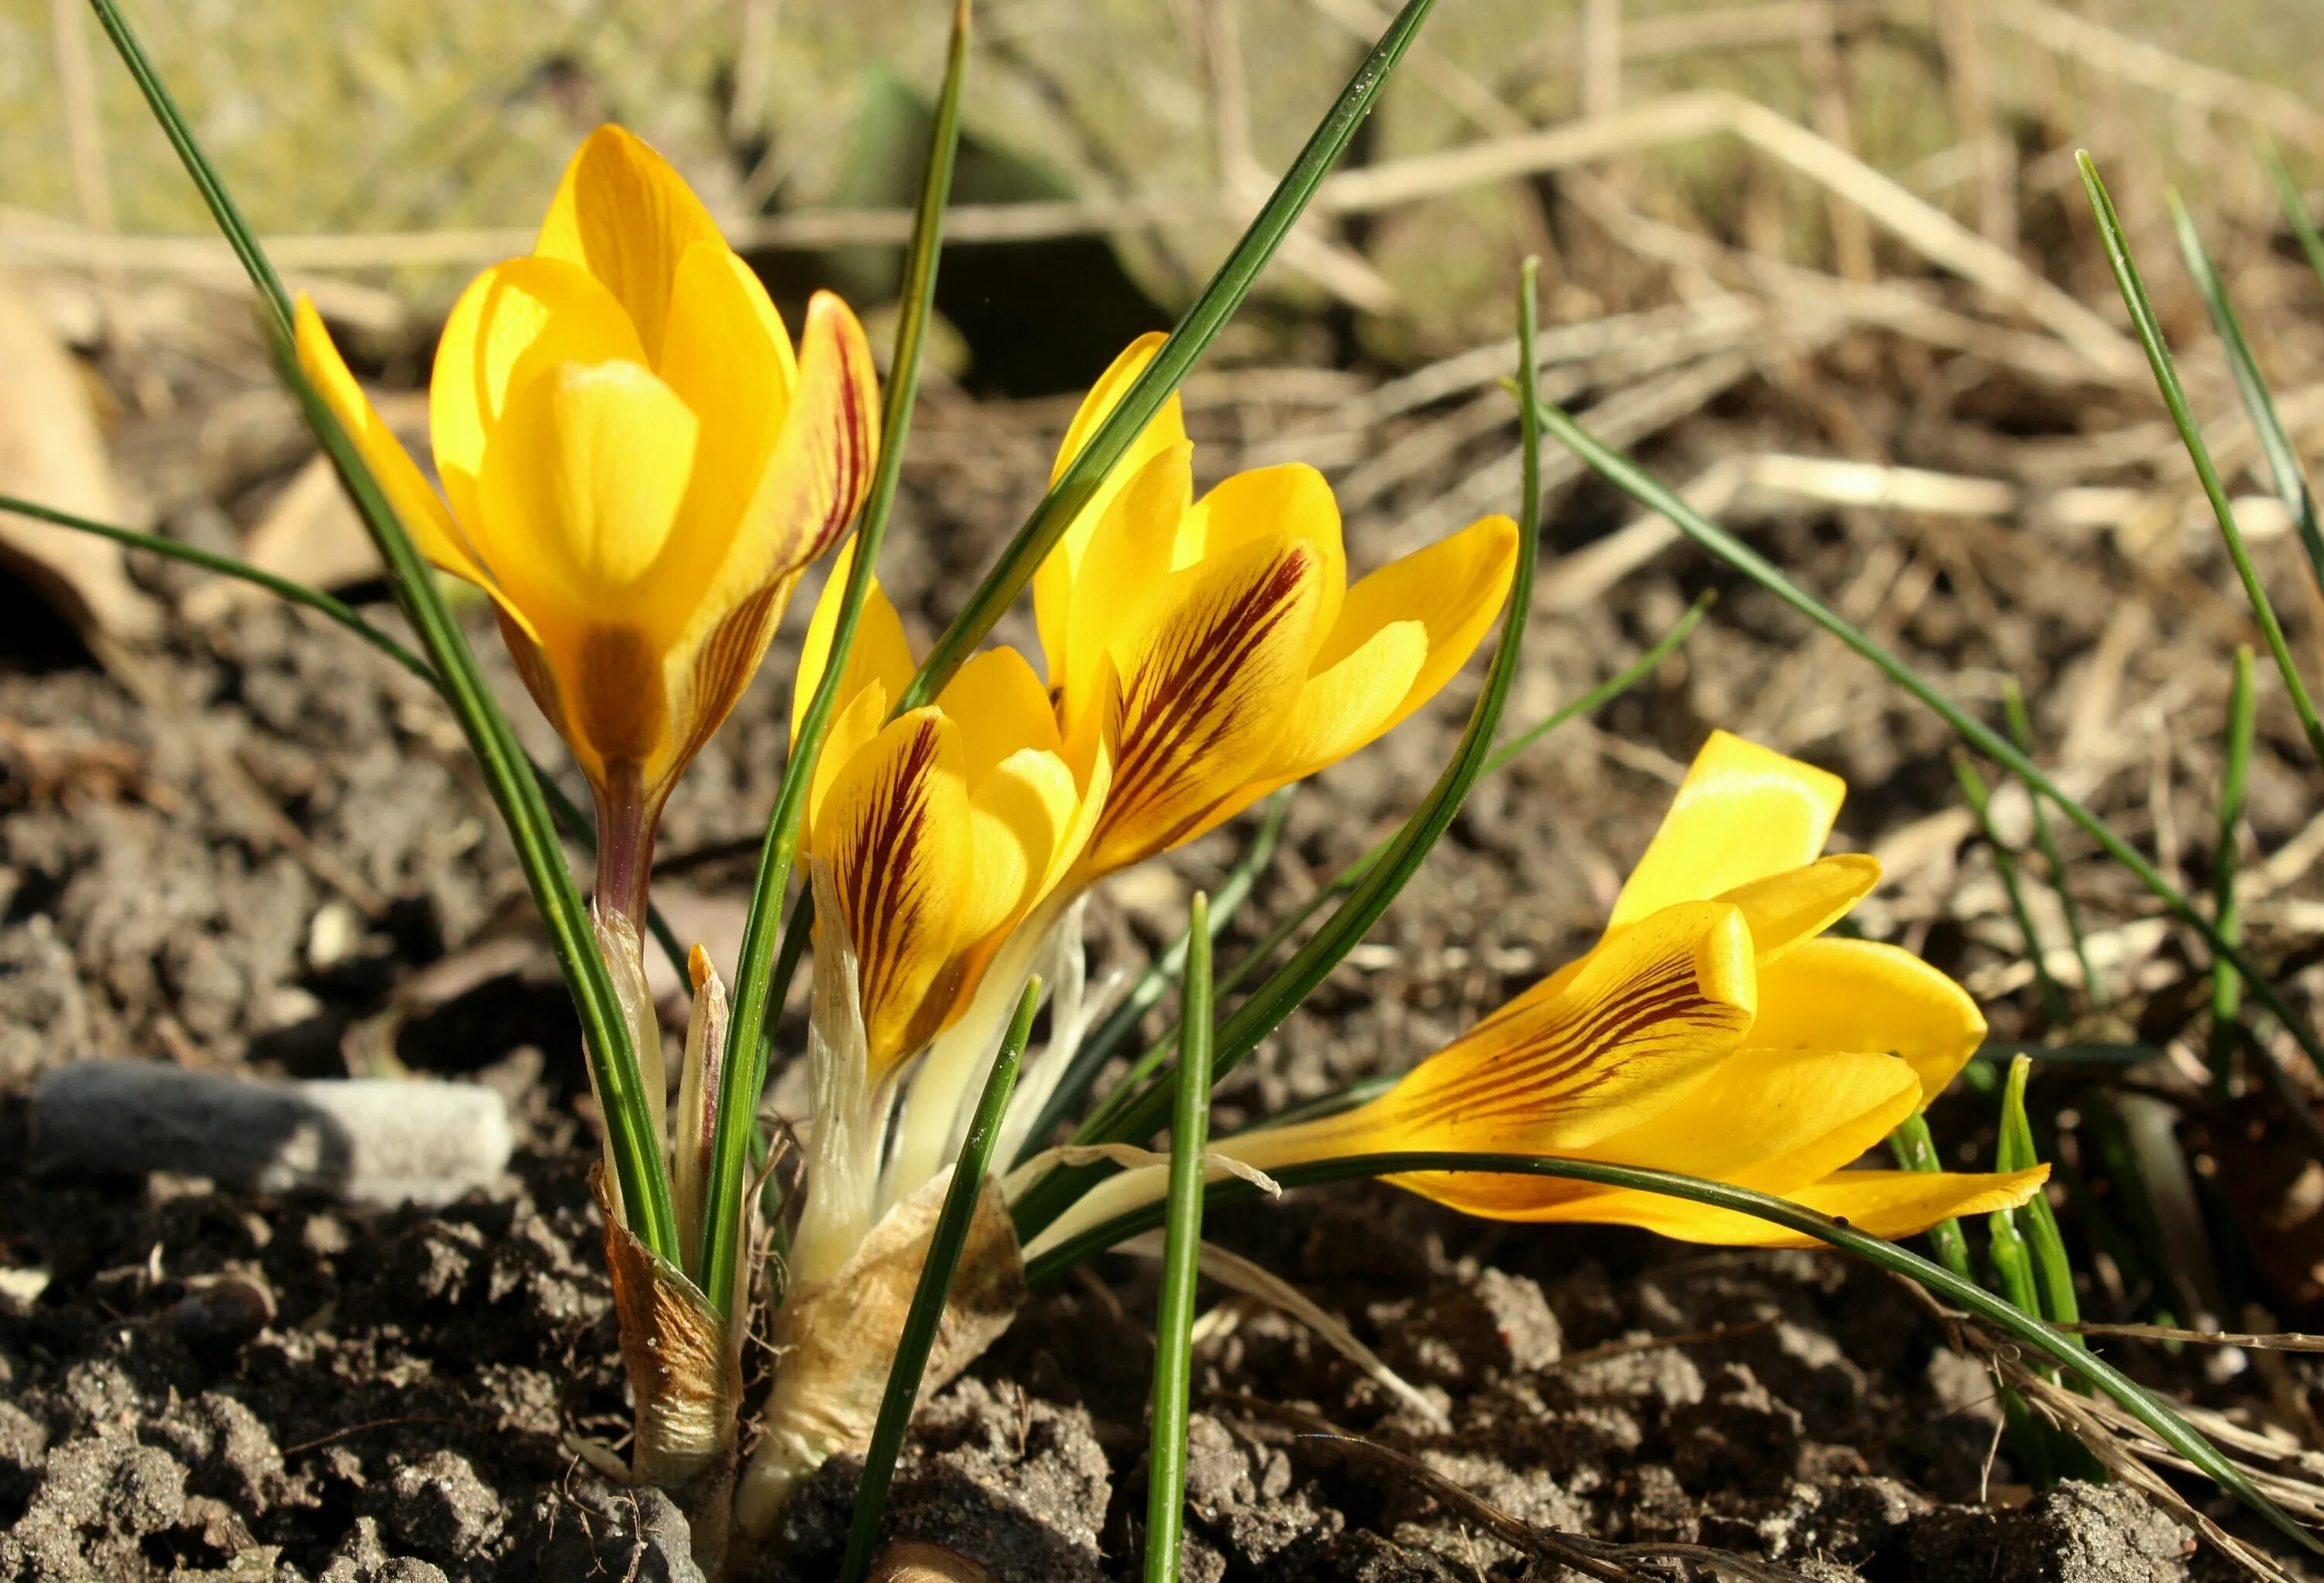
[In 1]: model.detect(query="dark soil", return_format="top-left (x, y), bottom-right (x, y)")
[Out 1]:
top-left (5, 311), bottom-right (2323, 1581)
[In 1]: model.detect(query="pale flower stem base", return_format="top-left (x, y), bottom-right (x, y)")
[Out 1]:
top-left (990, 898), bottom-right (1097, 1169)
top-left (792, 860), bottom-right (882, 1287)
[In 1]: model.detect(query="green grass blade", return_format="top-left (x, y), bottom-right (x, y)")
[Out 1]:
top-left (2211, 647), bottom-right (2257, 1097)
top-left (1019, 793), bottom-right (1291, 1166)
top-left (1523, 392), bottom-right (2324, 1087)
top-left (2003, 678), bottom-right (2104, 1009)
top-left (1012, 257), bottom-right (1546, 1234)
top-left (85, 0), bottom-right (290, 327)
top-left (1885, 1113), bottom-right (1975, 1281)
top-left (895, 0), bottom-right (1445, 710)
top-left (0, 495), bottom-right (693, 981)
top-left (1023, 1152), bottom-right (2322, 1556)
top-left (1953, 750), bottom-right (2071, 1026)
top-left (1999, 1055), bottom-right (2082, 1332)
top-left (835, 977), bottom-right (1037, 1583)
top-left (700, 0), bottom-right (973, 1317)
top-left (1143, 894), bottom-right (1214, 1583)
top-left (2080, 156), bottom-right (2324, 770)
top-left (2255, 153), bottom-right (2324, 596)
top-left (87, 0), bottom-right (671, 1252)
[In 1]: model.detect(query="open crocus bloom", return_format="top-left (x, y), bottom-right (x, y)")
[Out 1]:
top-left (1039, 333), bottom-right (1519, 884)
top-left (296, 124), bottom-right (878, 923)
top-left (787, 548), bottom-right (1109, 1281)
top-left (1027, 731), bottom-right (2047, 1256)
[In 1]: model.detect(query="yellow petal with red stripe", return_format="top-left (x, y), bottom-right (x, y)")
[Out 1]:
top-left (1608, 730), bottom-right (1846, 929)
top-left (534, 125), bottom-right (726, 363)
top-left (1179, 463), bottom-right (1348, 642)
top-left (1059, 442), bottom-right (1191, 712)
top-left (816, 708), bottom-right (972, 1077)
top-left (1751, 937), bottom-right (1989, 1099)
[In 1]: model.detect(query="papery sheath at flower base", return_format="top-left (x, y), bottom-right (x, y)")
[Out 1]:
top-left (294, 124), bottom-right (879, 931)
top-left (1027, 731), bottom-right (2049, 1259)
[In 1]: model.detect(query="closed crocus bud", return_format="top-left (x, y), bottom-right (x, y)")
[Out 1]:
top-left (1030, 732), bottom-right (2047, 1259)
top-left (296, 124), bottom-right (878, 929)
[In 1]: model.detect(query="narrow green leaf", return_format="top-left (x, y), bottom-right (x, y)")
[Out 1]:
top-left (2082, 157), bottom-right (2323, 769)
top-left (1020, 792), bottom-right (1291, 1166)
top-left (2003, 679), bottom-right (2104, 1009)
top-left (1143, 894), bottom-right (1214, 1583)
top-left (701, 0), bottom-right (974, 1317)
top-left (2211, 647), bottom-right (2257, 1097)
top-left (1953, 751), bottom-right (2071, 1027)
top-left (86, 0), bottom-right (672, 1253)
top-left (2250, 155), bottom-right (2324, 597)
top-left (1524, 391), bottom-right (2324, 1087)
top-left (1885, 1112), bottom-right (1974, 1282)
top-left (1013, 256), bottom-right (1546, 1234)
top-left (896, 0), bottom-right (1445, 709)
top-left (1999, 1055), bottom-right (2082, 1332)
top-left (836, 977), bottom-right (1037, 1583)
top-left (1023, 1151), bottom-right (2322, 1555)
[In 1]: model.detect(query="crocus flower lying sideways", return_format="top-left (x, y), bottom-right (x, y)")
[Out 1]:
top-left (1027, 730), bottom-right (2049, 1259)
top-left (297, 124), bottom-right (878, 928)
top-left (891, 332), bottom-right (1522, 1192)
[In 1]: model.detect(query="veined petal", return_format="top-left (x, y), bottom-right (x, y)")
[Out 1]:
top-left (816, 708), bottom-right (973, 1075)
top-left (431, 255), bottom-right (645, 536)
top-left (940, 647), bottom-right (1064, 781)
top-left (793, 540), bottom-right (914, 745)
top-left (1308, 514), bottom-right (1518, 740)
top-left (1180, 464), bottom-right (1348, 642)
top-left (806, 680), bottom-right (890, 841)
top-left (1242, 901), bottom-right (1758, 1178)
top-left (1544, 1165), bottom-right (2051, 1247)
top-left (535, 125), bottom-right (727, 363)
top-left (1717, 853), bottom-right (1879, 963)
top-left (292, 298), bottom-right (495, 599)
top-left (1084, 534), bottom-right (1322, 874)
top-left (1057, 441), bottom-right (1191, 709)
top-left (1752, 937), bottom-right (1988, 1100)
top-left (1608, 731), bottom-right (1845, 930)
top-left (1570, 1046), bottom-right (1920, 1193)
top-left (1035, 333), bottom-right (1190, 687)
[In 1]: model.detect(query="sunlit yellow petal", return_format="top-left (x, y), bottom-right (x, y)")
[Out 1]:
top-left (1717, 853), bottom-right (1879, 962)
top-left (1246, 619), bottom-right (1426, 790)
top-left (939, 647), bottom-right (1064, 781)
top-left (430, 256), bottom-right (645, 537)
top-left (292, 297), bottom-right (493, 598)
top-left (1243, 902), bottom-right (1758, 1179)
top-left (1059, 442), bottom-right (1191, 710)
top-left (962, 748), bottom-right (1080, 942)
top-left (1607, 730), bottom-right (1845, 930)
top-left (1309, 513), bottom-right (1518, 739)
top-left (1752, 937), bottom-right (1989, 1100)
top-left (806, 680), bottom-right (889, 840)
top-left (1084, 534), bottom-right (1322, 874)
top-left (794, 540), bottom-right (914, 747)
top-left (1036, 332), bottom-right (1190, 688)
top-left (1179, 463), bottom-right (1347, 641)
top-left (534, 125), bottom-right (726, 363)
top-left (1555, 1166), bottom-right (2051, 1247)
top-left (816, 708), bottom-right (972, 1075)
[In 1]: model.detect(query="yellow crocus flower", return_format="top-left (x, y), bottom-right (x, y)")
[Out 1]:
top-left (1028, 731), bottom-right (2047, 1256)
top-left (793, 545), bottom-right (1110, 1083)
top-left (1039, 333), bottom-right (1520, 883)
top-left (295, 125), bottom-right (878, 923)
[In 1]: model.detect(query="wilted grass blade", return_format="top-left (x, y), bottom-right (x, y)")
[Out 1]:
top-left (1143, 895), bottom-right (1215, 1583)
top-left (836, 977), bottom-right (1037, 1583)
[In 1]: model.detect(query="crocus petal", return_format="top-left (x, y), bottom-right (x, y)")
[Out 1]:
top-left (431, 256), bottom-right (645, 537)
top-left (1035, 332), bottom-right (1190, 691)
top-left (1084, 534), bottom-right (1322, 874)
top-left (1751, 937), bottom-right (1989, 1100)
top-left (291, 298), bottom-right (493, 598)
top-left (1716, 853), bottom-right (1879, 962)
top-left (962, 748), bottom-right (1081, 942)
top-left (1556, 1166), bottom-right (2051, 1247)
top-left (1607, 730), bottom-right (1845, 930)
top-left (793, 539), bottom-right (914, 747)
top-left (1179, 463), bottom-right (1348, 643)
top-left (1246, 620), bottom-right (1427, 792)
top-left (534, 125), bottom-right (726, 364)
top-left (1058, 442), bottom-right (1192, 712)
top-left (816, 708), bottom-right (972, 1076)
top-left (939, 647), bottom-right (1065, 781)
top-left (805, 680), bottom-right (889, 840)
top-left (1308, 513), bottom-right (1518, 740)
top-left (1245, 901), bottom-right (1758, 1178)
